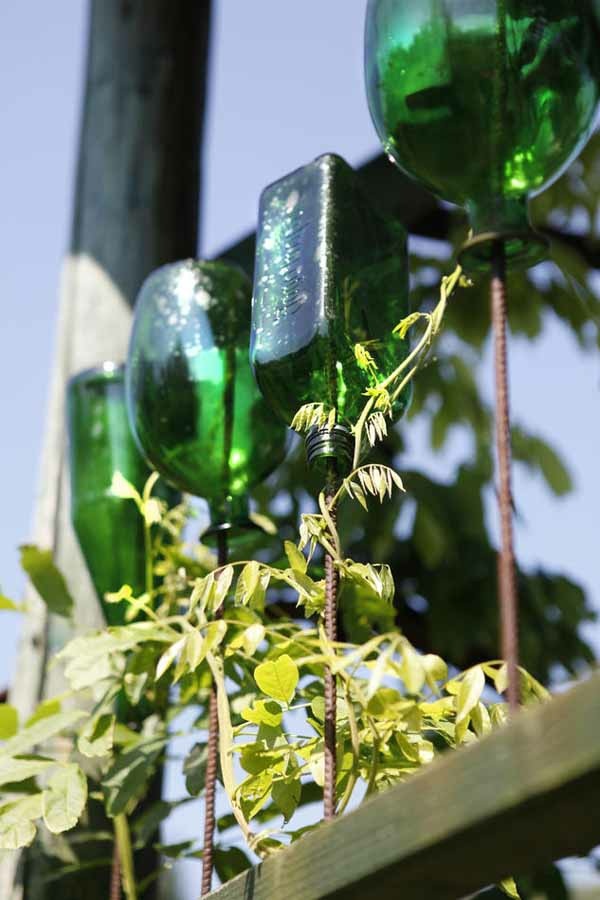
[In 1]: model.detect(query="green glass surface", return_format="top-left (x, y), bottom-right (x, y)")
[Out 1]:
top-left (67, 363), bottom-right (167, 625)
top-left (365, 0), bottom-right (600, 267)
top-left (126, 260), bottom-right (287, 527)
top-left (251, 153), bottom-right (411, 429)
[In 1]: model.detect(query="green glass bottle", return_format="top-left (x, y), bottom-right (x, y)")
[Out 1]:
top-left (126, 260), bottom-right (287, 534)
top-left (251, 153), bottom-right (410, 469)
top-left (365, 0), bottom-right (600, 269)
top-left (67, 363), bottom-right (172, 625)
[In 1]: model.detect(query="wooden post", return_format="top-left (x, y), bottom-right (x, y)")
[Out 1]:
top-left (3, 2), bottom-right (212, 897)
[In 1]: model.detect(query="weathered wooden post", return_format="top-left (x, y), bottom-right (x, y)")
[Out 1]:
top-left (3, 2), bottom-right (212, 896)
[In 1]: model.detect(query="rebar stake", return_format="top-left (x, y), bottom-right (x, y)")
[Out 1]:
top-left (491, 242), bottom-right (520, 711)
top-left (201, 531), bottom-right (228, 896)
top-left (324, 460), bottom-right (339, 821)
top-left (109, 843), bottom-right (121, 900)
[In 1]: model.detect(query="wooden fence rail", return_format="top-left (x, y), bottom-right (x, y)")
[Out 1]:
top-left (208, 671), bottom-right (600, 900)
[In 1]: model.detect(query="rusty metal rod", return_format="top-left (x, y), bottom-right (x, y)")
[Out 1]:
top-left (491, 242), bottom-right (520, 711)
top-left (324, 461), bottom-right (339, 821)
top-left (201, 530), bottom-right (227, 896)
top-left (109, 842), bottom-right (121, 900)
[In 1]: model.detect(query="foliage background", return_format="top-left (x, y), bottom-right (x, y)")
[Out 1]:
top-left (0, 2), bottom-right (599, 897)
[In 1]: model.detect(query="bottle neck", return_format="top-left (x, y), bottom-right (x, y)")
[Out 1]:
top-left (305, 424), bottom-right (353, 474)
top-left (460, 196), bottom-right (548, 272)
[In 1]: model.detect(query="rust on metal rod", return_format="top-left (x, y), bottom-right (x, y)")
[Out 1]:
top-left (109, 843), bottom-right (121, 900)
top-left (201, 530), bottom-right (227, 896)
top-left (490, 241), bottom-right (520, 711)
top-left (324, 461), bottom-right (339, 821)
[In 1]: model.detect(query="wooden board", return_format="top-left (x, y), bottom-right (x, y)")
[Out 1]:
top-left (209, 672), bottom-right (600, 900)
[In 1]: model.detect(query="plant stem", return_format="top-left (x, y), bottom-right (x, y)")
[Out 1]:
top-left (143, 519), bottom-right (153, 601)
top-left (201, 530), bottom-right (227, 896)
top-left (352, 265), bottom-right (463, 468)
top-left (113, 814), bottom-right (137, 900)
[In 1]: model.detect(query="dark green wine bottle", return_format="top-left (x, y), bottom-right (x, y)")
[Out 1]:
top-left (67, 363), bottom-right (172, 624)
top-left (126, 260), bottom-right (287, 534)
top-left (365, 0), bottom-right (600, 269)
top-left (251, 153), bottom-right (410, 468)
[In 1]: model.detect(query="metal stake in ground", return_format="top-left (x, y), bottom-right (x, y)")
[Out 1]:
top-left (201, 530), bottom-right (228, 896)
top-left (491, 242), bottom-right (520, 711)
top-left (324, 460), bottom-right (340, 821)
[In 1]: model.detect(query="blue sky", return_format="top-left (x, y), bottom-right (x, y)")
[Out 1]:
top-left (1, 2), bottom-right (600, 894)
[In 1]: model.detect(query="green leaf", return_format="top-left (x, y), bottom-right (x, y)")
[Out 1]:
top-left (183, 743), bottom-right (208, 797)
top-left (213, 846), bottom-right (252, 883)
top-left (235, 562), bottom-right (261, 606)
top-left (42, 764), bottom-right (87, 834)
top-left (0, 709), bottom-right (86, 758)
top-left (241, 623), bottom-right (265, 656)
top-left (78, 714), bottom-right (115, 759)
top-left (156, 637), bottom-right (185, 681)
top-left (132, 799), bottom-right (173, 845)
top-left (205, 620), bottom-right (227, 654)
top-left (500, 877), bottom-right (521, 898)
top-left (110, 472), bottom-right (141, 504)
top-left (248, 511), bottom-right (277, 535)
top-left (0, 595), bottom-right (20, 612)
top-left (0, 794), bottom-right (43, 849)
top-left (284, 541), bottom-right (307, 574)
top-left (213, 566), bottom-right (234, 613)
top-left (422, 654), bottom-right (448, 690)
top-left (399, 640), bottom-right (426, 694)
top-left (455, 667), bottom-right (486, 725)
top-left (182, 630), bottom-right (206, 674)
top-left (26, 698), bottom-right (61, 728)
top-left (0, 705), bottom-right (18, 739)
top-left (238, 769), bottom-right (274, 819)
top-left (511, 427), bottom-right (572, 497)
top-left (254, 655), bottom-right (299, 705)
top-left (102, 736), bottom-right (166, 817)
top-left (241, 700), bottom-right (282, 728)
top-left (272, 776), bottom-right (301, 823)
top-left (19, 545), bottom-right (74, 618)
top-left (0, 756), bottom-right (54, 788)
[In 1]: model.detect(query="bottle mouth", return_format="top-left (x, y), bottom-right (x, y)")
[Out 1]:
top-left (458, 229), bottom-right (549, 272)
top-left (459, 196), bottom-right (549, 272)
top-left (201, 494), bottom-right (261, 546)
top-left (68, 361), bottom-right (125, 388)
top-left (305, 425), bottom-right (354, 473)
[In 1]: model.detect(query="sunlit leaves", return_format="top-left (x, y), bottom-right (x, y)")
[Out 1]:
top-left (453, 667), bottom-right (486, 725)
top-left (0, 594), bottom-right (21, 612)
top-left (284, 541), bottom-right (307, 575)
top-left (254, 655), bottom-right (299, 705)
top-left (500, 876), bottom-right (522, 898)
top-left (78, 714), bottom-right (116, 759)
top-left (0, 705), bottom-right (18, 740)
top-left (0, 794), bottom-right (43, 849)
top-left (110, 472), bottom-right (141, 504)
top-left (42, 764), bottom-right (87, 834)
top-left (241, 700), bottom-right (282, 728)
top-left (342, 465), bottom-right (404, 510)
top-left (0, 709), bottom-right (86, 758)
top-left (291, 403), bottom-right (335, 434)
